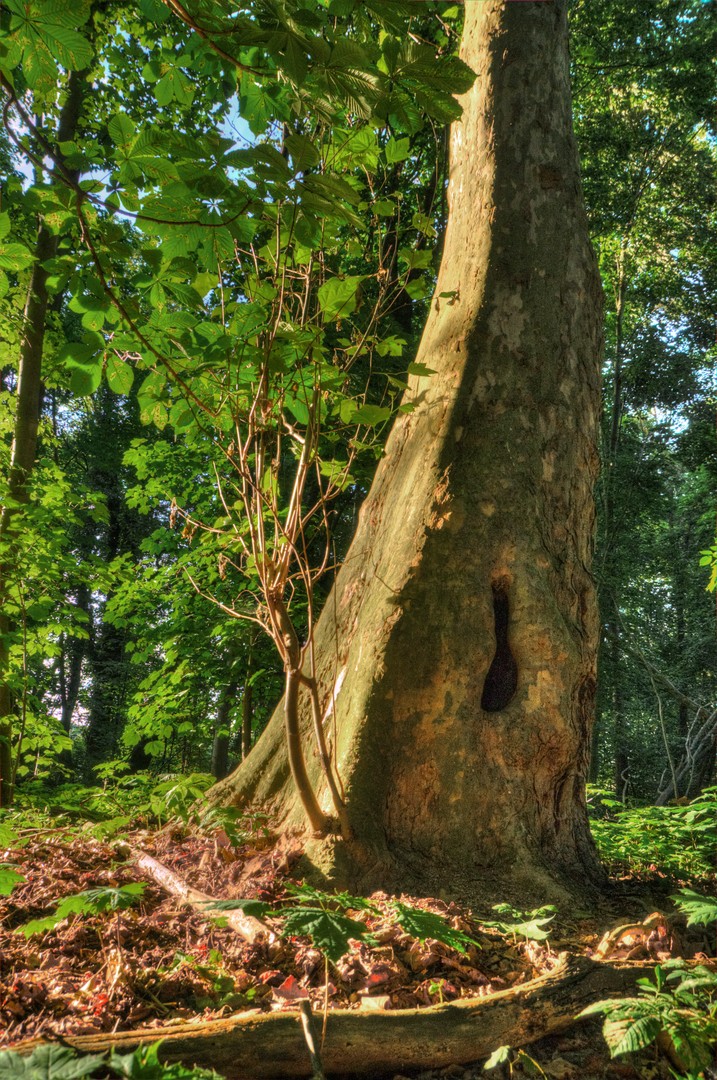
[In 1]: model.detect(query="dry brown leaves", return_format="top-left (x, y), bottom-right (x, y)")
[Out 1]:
top-left (0, 826), bottom-right (550, 1047)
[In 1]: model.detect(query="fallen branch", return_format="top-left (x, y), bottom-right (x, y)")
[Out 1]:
top-left (131, 850), bottom-right (270, 944)
top-left (10, 955), bottom-right (679, 1078)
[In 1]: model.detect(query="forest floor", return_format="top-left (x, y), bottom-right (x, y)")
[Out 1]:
top-left (1, 821), bottom-right (715, 1080)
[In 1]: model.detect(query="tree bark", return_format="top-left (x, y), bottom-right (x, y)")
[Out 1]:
top-left (9, 957), bottom-right (664, 1078)
top-left (212, 0), bottom-right (604, 903)
top-left (212, 674), bottom-right (240, 780)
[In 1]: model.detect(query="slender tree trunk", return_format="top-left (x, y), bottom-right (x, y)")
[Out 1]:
top-left (603, 261), bottom-right (627, 800)
top-left (211, 675), bottom-right (240, 781)
top-left (241, 681), bottom-right (254, 761)
top-left (0, 73), bottom-right (85, 806)
top-left (213, 0), bottom-right (604, 903)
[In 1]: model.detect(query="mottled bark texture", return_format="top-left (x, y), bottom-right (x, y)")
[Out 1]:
top-left (212, 0), bottom-right (604, 902)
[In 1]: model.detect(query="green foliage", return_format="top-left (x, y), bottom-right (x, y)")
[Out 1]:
top-left (671, 889), bottom-right (717, 929)
top-left (200, 882), bottom-right (481, 965)
top-left (281, 904), bottom-right (372, 963)
top-left (0, 863), bottom-right (24, 895)
top-left (162, 950), bottom-right (255, 1011)
top-left (580, 961), bottom-right (717, 1077)
top-left (589, 787), bottom-right (717, 878)
top-left (145, 774), bottom-right (213, 825)
top-left (484, 1045), bottom-right (546, 1077)
top-left (482, 904), bottom-right (556, 943)
top-left (0, 1045), bottom-right (106, 1080)
top-left (390, 900), bottom-right (478, 954)
top-left (17, 882), bottom-right (147, 937)
top-left (0, 1043), bottom-right (219, 1080)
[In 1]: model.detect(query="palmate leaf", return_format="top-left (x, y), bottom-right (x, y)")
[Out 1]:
top-left (390, 901), bottom-right (478, 954)
top-left (0, 1045), bottom-right (105, 1080)
top-left (602, 1014), bottom-right (663, 1057)
top-left (281, 906), bottom-right (371, 963)
top-left (37, 25), bottom-right (93, 71)
top-left (0, 865), bottom-right (25, 896)
top-left (17, 883), bottom-right (147, 937)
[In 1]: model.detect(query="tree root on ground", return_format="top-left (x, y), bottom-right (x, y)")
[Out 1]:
top-left (11, 955), bottom-right (677, 1077)
top-left (130, 849), bottom-right (270, 944)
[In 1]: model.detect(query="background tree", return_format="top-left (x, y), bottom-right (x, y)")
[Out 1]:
top-left (571, 0), bottom-right (717, 801)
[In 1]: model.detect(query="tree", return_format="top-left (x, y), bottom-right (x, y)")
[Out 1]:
top-left (571, 0), bottom-right (717, 800)
top-left (212, 0), bottom-right (606, 903)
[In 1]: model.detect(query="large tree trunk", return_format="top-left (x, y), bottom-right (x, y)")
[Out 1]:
top-left (212, 0), bottom-right (604, 902)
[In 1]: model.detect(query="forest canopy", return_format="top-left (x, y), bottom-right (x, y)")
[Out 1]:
top-left (1, 1), bottom-right (717, 1076)
top-left (0, 0), bottom-right (712, 808)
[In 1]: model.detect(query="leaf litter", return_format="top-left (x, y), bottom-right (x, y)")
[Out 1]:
top-left (0, 822), bottom-right (714, 1080)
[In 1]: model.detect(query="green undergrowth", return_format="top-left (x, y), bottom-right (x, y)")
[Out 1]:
top-left (0, 771), bottom-right (264, 846)
top-left (587, 785), bottom-right (717, 880)
top-left (0, 1043), bottom-right (218, 1080)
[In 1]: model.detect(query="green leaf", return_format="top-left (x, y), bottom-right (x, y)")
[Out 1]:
top-left (385, 136), bottom-right (410, 164)
top-left (68, 361), bottom-right (103, 396)
top-left (351, 403), bottom-right (391, 426)
top-left (284, 133), bottom-right (320, 172)
top-left (0, 865), bottom-right (24, 896)
top-left (317, 275), bottom-right (363, 320)
top-left (38, 25), bottom-right (93, 71)
top-left (108, 113), bottom-right (136, 151)
top-left (105, 355), bottom-right (134, 395)
top-left (0, 243), bottom-right (34, 271)
top-left (0, 1044), bottom-right (106, 1080)
top-left (671, 888), bottom-right (717, 927)
top-left (0, 213), bottom-right (10, 241)
top-left (484, 1046), bottom-right (512, 1071)
top-left (391, 901), bottom-right (477, 954)
top-left (603, 1014), bottom-right (662, 1057)
top-left (281, 906), bottom-right (370, 963)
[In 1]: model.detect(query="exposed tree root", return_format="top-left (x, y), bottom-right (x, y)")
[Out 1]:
top-left (11, 956), bottom-right (677, 1078)
top-left (131, 850), bottom-right (270, 943)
